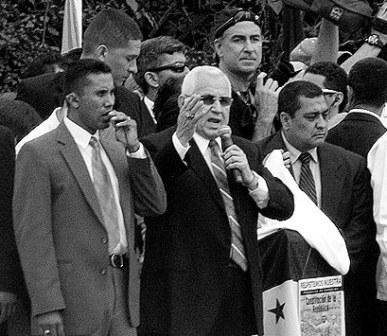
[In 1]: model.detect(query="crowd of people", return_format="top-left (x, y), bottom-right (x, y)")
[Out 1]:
top-left (1, 3), bottom-right (387, 336)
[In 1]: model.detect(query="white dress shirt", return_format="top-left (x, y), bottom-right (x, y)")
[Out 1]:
top-left (171, 132), bottom-right (270, 209)
top-left (143, 96), bottom-right (157, 124)
top-left (16, 107), bottom-right (63, 155)
top-left (368, 132), bottom-right (387, 300)
top-left (281, 132), bottom-right (322, 207)
top-left (64, 117), bottom-right (128, 255)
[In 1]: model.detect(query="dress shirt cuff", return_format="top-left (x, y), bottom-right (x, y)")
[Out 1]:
top-left (172, 132), bottom-right (190, 162)
top-left (126, 143), bottom-right (146, 159)
top-left (248, 171), bottom-right (270, 209)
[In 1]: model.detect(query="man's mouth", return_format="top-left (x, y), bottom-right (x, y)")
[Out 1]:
top-left (207, 118), bottom-right (221, 124)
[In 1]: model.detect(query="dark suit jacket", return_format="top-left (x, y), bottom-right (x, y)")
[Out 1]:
top-left (326, 111), bottom-right (386, 158)
top-left (0, 126), bottom-right (24, 295)
top-left (325, 110), bottom-right (383, 336)
top-left (16, 72), bottom-right (156, 137)
top-left (257, 132), bottom-right (376, 336)
top-left (13, 123), bottom-right (166, 335)
top-left (257, 132), bottom-right (375, 274)
top-left (140, 128), bottom-right (294, 336)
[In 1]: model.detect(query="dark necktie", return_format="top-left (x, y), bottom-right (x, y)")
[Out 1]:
top-left (89, 136), bottom-right (120, 251)
top-left (298, 152), bottom-right (317, 205)
top-left (209, 139), bottom-right (248, 271)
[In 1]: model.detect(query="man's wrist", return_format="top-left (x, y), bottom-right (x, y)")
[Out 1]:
top-left (243, 173), bottom-right (259, 190)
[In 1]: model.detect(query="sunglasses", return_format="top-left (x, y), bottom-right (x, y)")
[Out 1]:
top-left (322, 88), bottom-right (339, 96)
top-left (148, 63), bottom-right (187, 73)
top-left (201, 95), bottom-right (233, 107)
top-left (214, 11), bottom-right (261, 39)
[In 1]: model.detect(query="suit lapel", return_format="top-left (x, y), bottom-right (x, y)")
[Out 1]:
top-left (318, 144), bottom-right (343, 216)
top-left (56, 123), bottom-right (105, 227)
top-left (185, 140), bottom-right (226, 212)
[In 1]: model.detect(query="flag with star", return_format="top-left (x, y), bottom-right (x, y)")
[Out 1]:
top-left (263, 280), bottom-right (300, 336)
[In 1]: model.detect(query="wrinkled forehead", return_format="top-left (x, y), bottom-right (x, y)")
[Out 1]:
top-left (221, 21), bottom-right (262, 39)
top-left (297, 95), bottom-right (328, 114)
top-left (302, 72), bottom-right (327, 89)
top-left (185, 71), bottom-right (231, 97)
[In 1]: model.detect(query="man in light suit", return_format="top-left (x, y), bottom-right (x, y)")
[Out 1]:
top-left (256, 80), bottom-right (375, 336)
top-left (13, 59), bottom-right (166, 336)
top-left (140, 66), bottom-right (294, 336)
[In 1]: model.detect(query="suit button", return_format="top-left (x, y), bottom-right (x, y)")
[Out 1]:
top-left (100, 268), bottom-right (107, 275)
top-left (101, 237), bottom-right (108, 244)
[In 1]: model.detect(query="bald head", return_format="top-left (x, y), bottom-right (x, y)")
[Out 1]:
top-left (181, 66), bottom-right (231, 96)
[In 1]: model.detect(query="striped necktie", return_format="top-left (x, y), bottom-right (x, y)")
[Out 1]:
top-left (209, 139), bottom-right (248, 271)
top-left (89, 136), bottom-right (120, 252)
top-left (298, 152), bottom-right (317, 205)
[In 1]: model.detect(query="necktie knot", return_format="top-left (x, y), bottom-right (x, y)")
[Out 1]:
top-left (89, 136), bottom-right (100, 150)
top-left (299, 152), bottom-right (312, 164)
top-left (208, 139), bottom-right (218, 149)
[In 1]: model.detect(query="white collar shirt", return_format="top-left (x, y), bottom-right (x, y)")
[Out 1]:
top-left (64, 117), bottom-right (127, 254)
top-left (281, 131), bottom-right (321, 207)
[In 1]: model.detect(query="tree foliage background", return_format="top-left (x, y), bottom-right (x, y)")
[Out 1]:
top-left (0, 0), bottom-right (376, 94)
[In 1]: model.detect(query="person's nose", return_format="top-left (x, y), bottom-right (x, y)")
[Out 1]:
top-left (128, 60), bottom-right (138, 75)
top-left (316, 114), bottom-right (327, 128)
top-left (106, 91), bottom-right (115, 107)
top-left (210, 99), bottom-right (223, 113)
top-left (244, 39), bottom-right (255, 52)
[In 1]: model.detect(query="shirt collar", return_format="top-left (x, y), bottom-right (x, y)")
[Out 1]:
top-left (143, 96), bottom-right (154, 111)
top-left (193, 132), bottom-right (222, 156)
top-left (281, 131), bottom-right (318, 164)
top-left (64, 117), bottom-right (99, 149)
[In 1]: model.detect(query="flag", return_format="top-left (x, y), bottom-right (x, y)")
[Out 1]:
top-left (263, 280), bottom-right (300, 336)
top-left (61, 0), bottom-right (82, 55)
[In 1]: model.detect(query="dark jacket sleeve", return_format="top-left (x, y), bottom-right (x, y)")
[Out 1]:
top-left (0, 126), bottom-right (24, 294)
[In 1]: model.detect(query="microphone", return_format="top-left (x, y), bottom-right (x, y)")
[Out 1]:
top-left (221, 133), bottom-right (243, 184)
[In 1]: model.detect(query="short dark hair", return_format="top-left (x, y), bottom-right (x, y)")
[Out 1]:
top-left (135, 36), bottom-right (187, 93)
top-left (305, 62), bottom-right (348, 112)
top-left (278, 80), bottom-right (323, 118)
top-left (64, 59), bottom-right (112, 95)
top-left (83, 9), bottom-right (142, 54)
top-left (348, 57), bottom-right (387, 107)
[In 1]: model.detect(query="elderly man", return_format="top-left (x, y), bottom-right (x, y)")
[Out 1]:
top-left (140, 65), bottom-right (294, 336)
top-left (13, 59), bottom-right (166, 336)
top-left (256, 80), bottom-right (375, 336)
top-left (213, 9), bottom-right (280, 142)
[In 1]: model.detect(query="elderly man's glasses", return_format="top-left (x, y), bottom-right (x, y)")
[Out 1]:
top-left (148, 63), bottom-right (187, 73)
top-left (201, 95), bottom-right (233, 107)
top-left (214, 11), bottom-right (261, 38)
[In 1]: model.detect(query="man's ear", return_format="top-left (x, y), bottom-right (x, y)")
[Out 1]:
top-left (95, 45), bottom-right (108, 61)
top-left (66, 92), bottom-right (80, 109)
top-left (214, 39), bottom-right (223, 58)
top-left (280, 112), bottom-right (291, 130)
top-left (144, 71), bottom-right (160, 89)
top-left (332, 92), bottom-right (344, 108)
